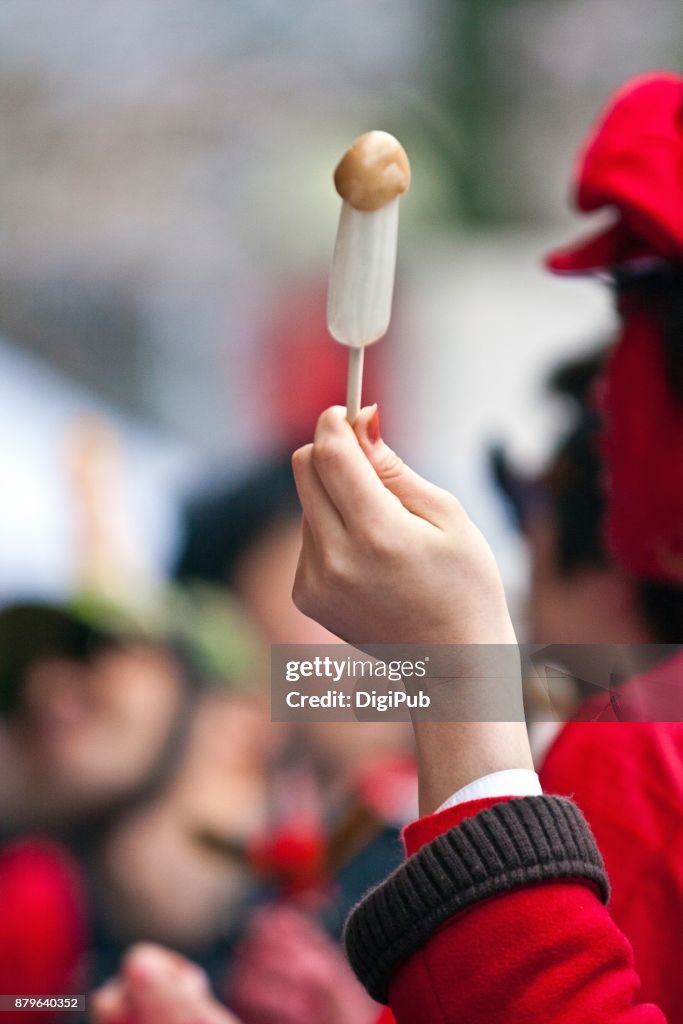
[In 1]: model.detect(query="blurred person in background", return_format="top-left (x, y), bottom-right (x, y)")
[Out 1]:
top-left (91, 914), bottom-right (381, 1024)
top-left (494, 346), bottom-right (633, 652)
top-left (489, 71), bottom-right (683, 1020)
top-left (175, 289), bottom-right (410, 831)
top-left (0, 603), bottom-right (194, 1022)
top-left (0, 605), bottom-right (191, 832)
top-left (0, 408), bottom-right (379, 1022)
top-left (3, 405), bottom-right (288, 1001)
top-left (492, 343), bottom-right (648, 724)
top-left (175, 452), bottom-right (415, 920)
top-left (174, 453), bottom-right (411, 1024)
top-left (0, 597), bottom-right (277, 1001)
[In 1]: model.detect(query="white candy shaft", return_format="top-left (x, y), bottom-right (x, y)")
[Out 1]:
top-left (327, 197), bottom-right (400, 348)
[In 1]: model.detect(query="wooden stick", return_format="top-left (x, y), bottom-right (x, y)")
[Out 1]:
top-left (346, 346), bottom-right (364, 423)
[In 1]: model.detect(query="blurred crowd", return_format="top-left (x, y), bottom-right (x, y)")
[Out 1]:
top-left (0, 394), bottom-right (418, 1023)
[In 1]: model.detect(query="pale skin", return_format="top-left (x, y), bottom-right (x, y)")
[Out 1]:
top-left (291, 405), bottom-right (534, 815)
top-left (90, 944), bottom-right (239, 1024)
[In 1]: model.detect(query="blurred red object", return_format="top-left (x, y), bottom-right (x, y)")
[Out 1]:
top-left (247, 750), bottom-right (327, 896)
top-left (263, 280), bottom-right (384, 444)
top-left (547, 72), bottom-right (683, 274)
top-left (248, 827), bottom-right (327, 897)
top-left (228, 905), bottom-right (380, 1024)
top-left (354, 755), bottom-right (417, 826)
top-left (546, 71), bottom-right (683, 581)
top-left (0, 839), bottom-right (86, 1023)
top-left (598, 299), bottom-right (683, 583)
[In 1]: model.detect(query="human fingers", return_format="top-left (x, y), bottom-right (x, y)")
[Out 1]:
top-left (291, 443), bottom-right (345, 541)
top-left (309, 407), bottom-right (400, 528)
top-left (354, 405), bottom-right (462, 530)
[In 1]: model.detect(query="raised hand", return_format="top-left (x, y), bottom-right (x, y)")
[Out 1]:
top-left (292, 406), bottom-right (515, 646)
top-left (229, 905), bottom-right (379, 1024)
top-left (90, 944), bottom-right (240, 1024)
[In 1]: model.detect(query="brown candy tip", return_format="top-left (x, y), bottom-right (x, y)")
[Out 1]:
top-left (334, 131), bottom-right (410, 212)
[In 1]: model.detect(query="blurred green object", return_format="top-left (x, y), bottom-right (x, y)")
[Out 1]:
top-left (0, 583), bottom-right (265, 716)
top-left (163, 583), bottom-right (266, 688)
top-left (432, 0), bottom-right (512, 225)
top-left (72, 582), bottom-right (266, 689)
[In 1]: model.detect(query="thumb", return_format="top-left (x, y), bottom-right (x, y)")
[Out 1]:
top-left (354, 405), bottom-right (459, 529)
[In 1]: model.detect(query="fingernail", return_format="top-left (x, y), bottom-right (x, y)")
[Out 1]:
top-left (367, 405), bottom-right (381, 444)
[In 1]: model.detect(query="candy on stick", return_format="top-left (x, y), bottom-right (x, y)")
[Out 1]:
top-left (327, 131), bottom-right (411, 422)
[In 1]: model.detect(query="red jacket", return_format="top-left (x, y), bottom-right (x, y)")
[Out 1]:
top-left (541, 720), bottom-right (683, 1021)
top-left (351, 795), bottom-right (665, 1023)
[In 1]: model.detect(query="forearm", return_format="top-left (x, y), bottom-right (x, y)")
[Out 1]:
top-left (413, 613), bottom-right (533, 816)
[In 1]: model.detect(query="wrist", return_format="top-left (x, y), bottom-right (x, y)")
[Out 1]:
top-left (414, 721), bottom-right (534, 816)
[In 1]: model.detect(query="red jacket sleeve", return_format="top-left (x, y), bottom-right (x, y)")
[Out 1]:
top-left (346, 796), bottom-right (666, 1024)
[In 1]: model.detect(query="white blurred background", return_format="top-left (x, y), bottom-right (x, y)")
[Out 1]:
top-left (0, 0), bottom-right (677, 598)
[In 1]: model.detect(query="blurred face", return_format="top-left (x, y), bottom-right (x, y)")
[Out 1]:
top-left (101, 693), bottom-right (275, 946)
top-left (16, 643), bottom-right (185, 817)
top-left (233, 517), bottom-right (412, 781)
top-left (233, 518), bottom-right (339, 645)
top-left (527, 518), bottom-right (652, 645)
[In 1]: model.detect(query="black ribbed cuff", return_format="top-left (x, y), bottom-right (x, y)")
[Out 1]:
top-left (344, 795), bottom-right (609, 1003)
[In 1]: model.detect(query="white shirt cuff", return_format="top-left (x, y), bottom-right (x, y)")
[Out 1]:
top-left (436, 768), bottom-right (542, 813)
